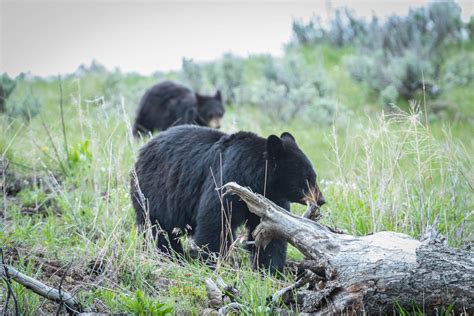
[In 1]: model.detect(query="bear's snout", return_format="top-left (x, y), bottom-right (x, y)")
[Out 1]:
top-left (317, 195), bottom-right (326, 206)
top-left (208, 116), bottom-right (222, 129)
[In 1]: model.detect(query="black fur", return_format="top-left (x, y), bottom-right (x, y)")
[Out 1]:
top-left (133, 81), bottom-right (224, 136)
top-left (131, 125), bottom-right (325, 273)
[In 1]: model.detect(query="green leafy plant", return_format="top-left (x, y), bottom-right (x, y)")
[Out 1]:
top-left (122, 289), bottom-right (173, 316)
top-left (67, 139), bottom-right (93, 172)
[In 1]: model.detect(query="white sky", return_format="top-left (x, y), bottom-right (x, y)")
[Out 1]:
top-left (1, 0), bottom-right (473, 77)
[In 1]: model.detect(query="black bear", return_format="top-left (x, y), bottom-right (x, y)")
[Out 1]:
top-left (133, 81), bottom-right (225, 136)
top-left (131, 125), bottom-right (325, 272)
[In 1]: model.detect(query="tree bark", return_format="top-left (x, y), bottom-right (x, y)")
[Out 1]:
top-left (223, 182), bottom-right (474, 315)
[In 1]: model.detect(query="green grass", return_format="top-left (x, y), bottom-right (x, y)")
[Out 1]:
top-left (1, 44), bottom-right (473, 314)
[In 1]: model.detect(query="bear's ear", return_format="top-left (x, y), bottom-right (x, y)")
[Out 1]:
top-left (267, 135), bottom-right (284, 158)
top-left (195, 93), bottom-right (205, 106)
top-left (280, 132), bottom-right (296, 142)
top-left (215, 90), bottom-right (222, 101)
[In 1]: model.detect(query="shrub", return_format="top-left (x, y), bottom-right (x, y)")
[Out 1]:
top-left (75, 59), bottom-right (108, 76)
top-left (387, 50), bottom-right (436, 99)
top-left (292, 2), bottom-right (465, 103)
top-left (467, 16), bottom-right (474, 40)
top-left (292, 8), bottom-right (367, 47)
top-left (181, 58), bottom-right (204, 92)
top-left (263, 53), bottom-right (334, 96)
top-left (328, 8), bottom-right (367, 47)
top-left (380, 85), bottom-right (399, 106)
top-left (207, 53), bottom-right (244, 104)
top-left (291, 1), bottom-right (463, 52)
top-left (0, 74), bottom-right (17, 112)
top-left (101, 71), bottom-right (149, 112)
top-left (236, 53), bottom-right (342, 123)
top-left (5, 87), bottom-right (41, 121)
top-left (442, 52), bottom-right (474, 88)
top-left (426, 1), bottom-right (463, 49)
top-left (347, 49), bottom-right (437, 100)
top-left (235, 79), bottom-right (288, 119)
top-left (305, 96), bottom-right (343, 125)
top-left (292, 16), bottom-right (326, 45)
top-left (102, 70), bottom-right (126, 108)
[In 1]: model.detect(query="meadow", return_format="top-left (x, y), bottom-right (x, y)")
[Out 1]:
top-left (1, 4), bottom-right (473, 314)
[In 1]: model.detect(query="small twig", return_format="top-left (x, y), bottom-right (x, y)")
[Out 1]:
top-left (40, 120), bottom-right (68, 175)
top-left (327, 226), bottom-right (345, 234)
top-left (272, 269), bottom-right (318, 305)
top-left (58, 75), bottom-right (70, 168)
top-left (30, 139), bottom-right (63, 174)
top-left (0, 262), bottom-right (82, 313)
top-left (3, 159), bottom-right (35, 171)
top-left (1, 249), bottom-right (19, 316)
top-left (421, 70), bottom-right (429, 131)
top-left (1, 158), bottom-right (8, 224)
top-left (421, 215), bottom-right (446, 245)
top-left (215, 276), bottom-right (240, 301)
top-left (56, 262), bottom-right (72, 315)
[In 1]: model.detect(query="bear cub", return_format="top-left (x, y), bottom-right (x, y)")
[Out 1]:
top-left (133, 81), bottom-right (224, 136)
top-left (131, 125), bottom-right (325, 272)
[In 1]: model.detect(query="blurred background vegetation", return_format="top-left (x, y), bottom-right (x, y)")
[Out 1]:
top-left (1, 1), bottom-right (473, 314)
top-left (2, 2), bottom-right (473, 124)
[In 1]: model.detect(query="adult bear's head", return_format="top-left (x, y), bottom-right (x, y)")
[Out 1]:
top-left (195, 91), bottom-right (225, 129)
top-left (266, 132), bottom-right (325, 207)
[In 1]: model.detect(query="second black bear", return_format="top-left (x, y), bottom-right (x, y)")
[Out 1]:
top-left (133, 81), bottom-right (224, 136)
top-left (131, 125), bottom-right (325, 272)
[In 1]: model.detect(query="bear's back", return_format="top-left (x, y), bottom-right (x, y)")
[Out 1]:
top-left (135, 125), bottom-right (226, 193)
top-left (153, 125), bottom-right (225, 150)
top-left (148, 81), bottom-right (193, 100)
top-left (132, 125), bottom-right (227, 225)
top-left (134, 81), bottom-right (197, 134)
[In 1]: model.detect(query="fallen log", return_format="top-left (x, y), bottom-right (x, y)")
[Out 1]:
top-left (223, 182), bottom-right (474, 315)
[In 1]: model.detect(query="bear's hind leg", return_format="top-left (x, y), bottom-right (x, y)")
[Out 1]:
top-left (192, 188), bottom-right (237, 266)
top-left (192, 223), bottom-right (224, 261)
top-left (247, 200), bottom-right (290, 274)
top-left (192, 216), bottom-right (235, 265)
top-left (250, 237), bottom-right (288, 274)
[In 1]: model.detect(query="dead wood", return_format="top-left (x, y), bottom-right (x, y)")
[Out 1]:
top-left (0, 263), bottom-right (83, 313)
top-left (223, 182), bottom-right (474, 314)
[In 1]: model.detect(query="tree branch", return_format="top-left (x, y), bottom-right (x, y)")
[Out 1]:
top-left (0, 263), bottom-right (82, 313)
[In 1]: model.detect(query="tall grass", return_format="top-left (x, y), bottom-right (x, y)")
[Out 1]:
top-left (1, 82), bottom-right (295, 313)
top-left (319, 103), bottom-right (472, 244)
top-left (1, 44), bottom-right (473, 314)
top-left (1, 86), bottom-right (472, 314)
